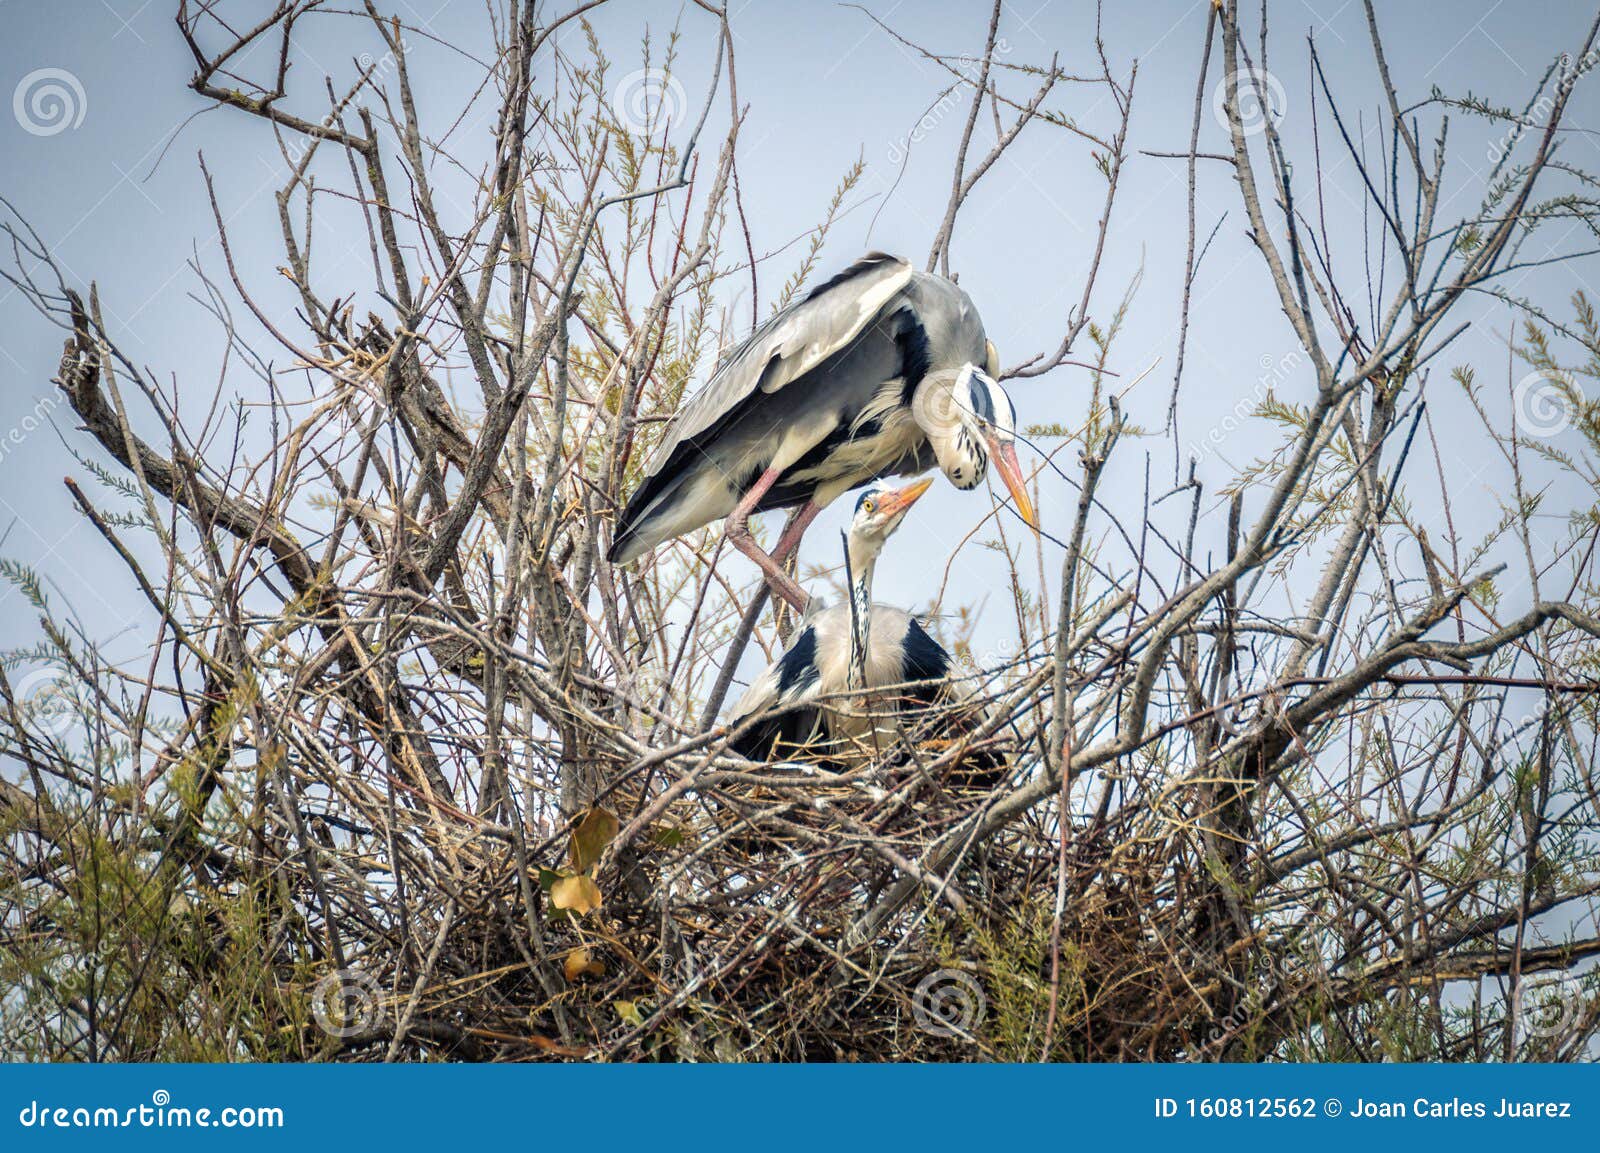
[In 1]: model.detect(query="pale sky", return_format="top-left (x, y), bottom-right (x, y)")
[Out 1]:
top-left (3, 0), bottom-right (1598, 673)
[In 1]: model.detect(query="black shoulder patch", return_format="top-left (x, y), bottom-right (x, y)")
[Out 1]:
top-left (776, 627), bottom-right (821, 697)
top-left (895, 309), bottom-right (932, 406)
top-left (900, 619), bottom-right (952, 683)
top-left (802, 251), bottom-right (906, 304)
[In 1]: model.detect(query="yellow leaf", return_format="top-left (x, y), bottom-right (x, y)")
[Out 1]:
top-left (563, 948), bottom-right (603, 983)
top-left (569, 807), bottom-right (620, 873)
top-left (614, 1000), bottom-right (644, 1027)
top-left (550, 873), bottom-right (603, 916)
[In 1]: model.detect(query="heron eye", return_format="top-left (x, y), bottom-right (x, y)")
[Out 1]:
top-left (862, 499), bottom-right (875, 514)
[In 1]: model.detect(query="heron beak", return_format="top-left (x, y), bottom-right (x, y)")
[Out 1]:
top-left (878, 476), bottom-right (934, 519)
top-left (988, 437), bottom-right (1039, 532)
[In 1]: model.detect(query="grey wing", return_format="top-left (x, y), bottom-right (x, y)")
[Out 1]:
top-left (727, 623), bottom-right (827, 761)
top-left (643, 253), bottom-right (913, 475)
top-left (730, 622), bottom-right (822, 723)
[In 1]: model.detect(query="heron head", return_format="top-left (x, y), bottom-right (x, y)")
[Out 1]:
top-left (913, 364), bottom-right (1038, 532)
top-left (847, 477), bottom-right (932, 562)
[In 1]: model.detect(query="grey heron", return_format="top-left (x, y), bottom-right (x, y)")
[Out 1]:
top-left (727, 478), bottom-right (999, 776)
top-left (607, 252), bottom-right (1037, 610)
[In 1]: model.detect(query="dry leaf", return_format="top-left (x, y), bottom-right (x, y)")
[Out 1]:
top-left (563, 948), bottom-right (603, 982)
top-left (569, 806), bottom-right (620, 873)
top-left (563, 948), bottom-right (590, 983)
top-left (550, 873), bottom-right (603, 916)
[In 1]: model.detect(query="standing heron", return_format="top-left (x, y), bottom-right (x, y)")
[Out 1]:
top-left (727, 478), bottom-right (997, 774)
top-left (607, 252), bottom-right (1037, 610)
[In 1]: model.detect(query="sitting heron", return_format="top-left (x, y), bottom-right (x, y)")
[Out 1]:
top-left (607, 252), bottom-right (1037, 610)
top-left (727, 478), bottom-right (998, 775)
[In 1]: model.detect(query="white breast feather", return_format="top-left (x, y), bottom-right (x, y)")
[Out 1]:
top-left (797, 384), bottom-right (926, 506)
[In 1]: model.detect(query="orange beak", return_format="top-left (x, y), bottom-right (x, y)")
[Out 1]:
top-left (988, 438), bottom-right (1039, 532)
top-left (877, 476), bottom-right (934, 518)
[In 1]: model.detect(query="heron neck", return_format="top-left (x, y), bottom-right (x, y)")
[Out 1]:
top-left (844, 539), bottom-right (879, 692)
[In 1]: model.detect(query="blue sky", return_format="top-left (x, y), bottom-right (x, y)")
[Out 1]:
top-left (3, 0), bottom-right (1598, 665)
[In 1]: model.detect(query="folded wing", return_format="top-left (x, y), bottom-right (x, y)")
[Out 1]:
top-left (642, 252), bottom-right (913, 477)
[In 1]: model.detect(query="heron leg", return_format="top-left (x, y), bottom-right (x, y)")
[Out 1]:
top-left (771, 500), bottom-right (822, 565)
top-left (726, 467), bottom-right (810, 612)
top-left (768, 501), bottom-right (823, 642)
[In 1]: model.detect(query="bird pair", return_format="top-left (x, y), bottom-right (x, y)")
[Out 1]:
top-left (725, 475), bottom-right (977, 765)
top-left (608, 251), bottom-right (1035, 762)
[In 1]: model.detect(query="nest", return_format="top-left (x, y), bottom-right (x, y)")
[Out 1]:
top-left (251, 702), bottom-right (1227, 1062)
